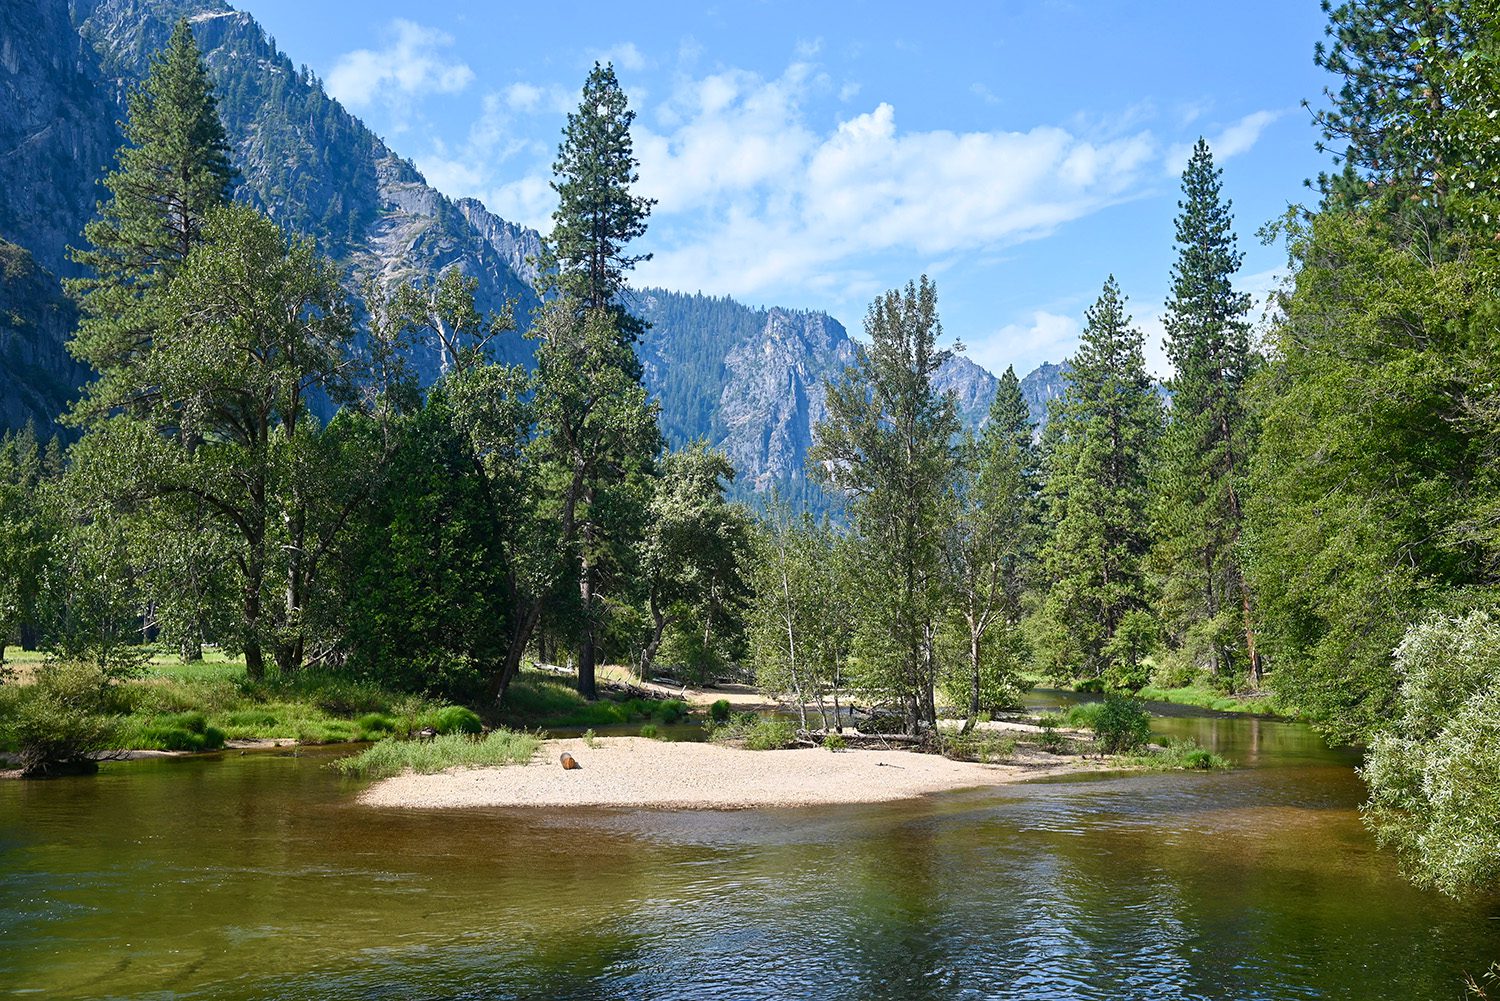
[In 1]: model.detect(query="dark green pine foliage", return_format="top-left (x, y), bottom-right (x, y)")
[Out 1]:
top-left (1036, 277), bottom-right (1161, 686)
top-left (67, 18), bottom-right (233, 379)
top-left (537, 62), bottom-right (661, 699)
top-left (546, 62), bottom-right (656, 337)
top-left (1310, 1), bottom-right (1493, 221)
top-left (1150, 139), bottom-right (1261, 687)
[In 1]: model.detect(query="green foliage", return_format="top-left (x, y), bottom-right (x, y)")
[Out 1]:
top-left (943, 730), bottom-right (1017, 763)
top-left (639, 443), bottom-right (751, 682)
top-left (3, 662), bottom-right (121, 775)
top-left (1149, 138), bottom-right (1261, 688)
top-left (544, 61), bottom-right (655, 319)
top-left (67, 17), bottom-right (234, 375)
top-left (708, 712), bottom-right (796, 750)
top-left (582, 728), bottom-right (598, 748)
top-left (747, 500), bottom-right (859, 732)
top-left (1128, 737), bottom-right (1228, 771)
top-left (1090, 695), bottom-right (1152, 754)
top-left (810, 277), bottom-right (958, 733)
top-left (1361, 611), bottom-right (1500, 897)
top-left (709, 699), bottom-right (732, 723)
top-left (638, 723), bottom-right (660, 739)
top-left (0, 423), bottom-right (57, 665)
top-left (333, 730), bottom-right (540, 779)
top-left (1249, 207), bottom-right (1498, 743)
top-left (941, 366), bottom-right (1040, 722)
top-left (1034, 277), bottom-right (1162, 685)
top-left (122, 711), bottom-right (226, 752)
top-left (822, 732), bottom-right (847, 752)
top-left (432, 706), bottom-right (483, 736)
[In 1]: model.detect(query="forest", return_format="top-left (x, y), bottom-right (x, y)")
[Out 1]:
top-left (1, 0), bottom-right (1498, 909)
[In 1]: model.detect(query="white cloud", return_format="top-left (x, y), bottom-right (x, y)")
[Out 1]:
top-left (618, 64), bottom-right (1159, 303)
top-left (326, 20), bottom-right (474, 116)
top-left (591, 42), bottom-right (647, 72)
top-left (970, 310), bottom-right (1081, 374)
top-left (1166, 109), bottom-right (1285, 174)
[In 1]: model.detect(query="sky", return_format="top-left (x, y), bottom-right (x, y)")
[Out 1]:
top-left (236, 0), bottom-right (1334, 377)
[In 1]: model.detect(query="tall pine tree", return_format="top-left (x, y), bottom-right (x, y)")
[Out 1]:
top-left (1150, 139), bottom-right (1261, 687)
top-left (536, 62), bottom-right (661, 699)
top-left (67, 18), bottom-right (234, 378)
top-left (1035, 277), bottom-right (1161, 685)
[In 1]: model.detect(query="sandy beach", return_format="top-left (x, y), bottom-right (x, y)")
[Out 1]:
top-left (359, 736), bottom-right (1108, 810)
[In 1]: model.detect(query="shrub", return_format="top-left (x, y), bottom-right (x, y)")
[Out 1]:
top-left (822, 732), bottom-right (847, 752)
top-left (709, 699), bottom-right (731, 723)
top-left (652, 699), bottom-right (687, 724)
top-left (1143, 738), bottom-right (1227, 770)
top-left (1361, 611), bottom-right (1500, 897)
top-left (638, 723), bottom-right (660, 739)
top-left (743, 718), bottom-right (794, 750)
top-left (582, 728), bottom-right (598, 748)
top-left (1091, 695), bottom-right (1151, 754)
top-left (432, 706), bottom-right (483, 735)
top-left (5, 663), bottom-right (121, 776)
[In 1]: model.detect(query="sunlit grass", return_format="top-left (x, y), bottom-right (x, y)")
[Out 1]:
top-left (333, 730), bottom-right (541, 779)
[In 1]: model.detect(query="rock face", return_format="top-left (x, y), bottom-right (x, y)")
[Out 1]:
top-left (718, 308), bottom-right (856, 492)
top-left (1020, 360), bottom-right (1069, 430)
top-left (0, 240), bottom-right (88, 436)
top-left (0, 0), bottom-right (119, 279)
top-left (932, 354), bottom-right (1000, 431)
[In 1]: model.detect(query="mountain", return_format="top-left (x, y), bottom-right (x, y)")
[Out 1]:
top-left (1019, 361), bottom-right (1069, 429)
top-left (0, 0), bottom-right (1068, 499)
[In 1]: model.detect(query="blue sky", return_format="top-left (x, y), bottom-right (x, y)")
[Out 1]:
top-left (238, 0), bottom-right (1333, 377)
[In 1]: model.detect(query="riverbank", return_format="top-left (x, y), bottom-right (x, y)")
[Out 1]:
top-left (359, 735), bottom-right (1119, 810)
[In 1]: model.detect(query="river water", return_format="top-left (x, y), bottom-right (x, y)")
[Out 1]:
top-left (2, 698), bottom-right (1496, 1000)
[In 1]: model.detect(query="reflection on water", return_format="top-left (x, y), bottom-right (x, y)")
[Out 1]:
top-left (1, 705), bottom-right (1496, 1000)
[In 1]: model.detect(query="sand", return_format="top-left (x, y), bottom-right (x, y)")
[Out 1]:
top-left (359, 736), bottom-right (1107, 810)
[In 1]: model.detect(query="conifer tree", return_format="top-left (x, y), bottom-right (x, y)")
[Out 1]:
top-left (535, 62), bottom-right (661, 699)
top-left (545, 61), bottom-right (656, 337)
top-left (67, 17), bottom-right (234, 377)
top-left (1035, 277), bottom-right (1161, 685)
top-left (1150, 140), bottom-right (1261, 686)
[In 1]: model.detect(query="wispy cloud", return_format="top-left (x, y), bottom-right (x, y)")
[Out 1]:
top-left (590, 42), bottom-right (647, 72)
top-left (1166, 108), bottom-right (1286, 174)
top-left (326, 20), bottom-right (474, 125)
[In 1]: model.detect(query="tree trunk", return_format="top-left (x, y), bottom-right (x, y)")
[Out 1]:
top-left (639, 603), bottom-right (670, 680)
top-left (488, 598), bottom-right (543, 704)
top-left (963, 624), bottom-right (982, 735)
top-left (577, 560), bottom-right (597, 700)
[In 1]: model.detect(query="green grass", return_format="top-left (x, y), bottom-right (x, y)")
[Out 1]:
top-left (1125, 738), bottom-right (1230, 771)
top-left (943, 730), bottom-right (1019, 763)
top-left (333, 730), bottom-right (541, 779)
top-left (119, 711), bottom-right (226, 752)
top-left (499, 669), bottom-right (690, 728)
top-left (1135, 685), bottom-right (1279, 716)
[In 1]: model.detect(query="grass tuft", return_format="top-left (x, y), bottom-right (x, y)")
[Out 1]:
top-left (334, 730), bottom-right (541, 779)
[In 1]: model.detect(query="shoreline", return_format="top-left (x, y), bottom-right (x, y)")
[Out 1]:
top-left (358, 736), bottom-right (1121, 811)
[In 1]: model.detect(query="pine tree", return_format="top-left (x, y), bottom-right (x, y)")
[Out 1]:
top-left (545, 61), bottom-right (656, 336)
top-left (1150, 139), bottom-right (1261, 687)
top-left (1036, 277), bottom-right (1161, 685)
top-left (67, 18), bottom-right (234, 380)
top-left (537, 62), bottom-right (661, 699)
top-left (811, 276), bottom-right (959, 733)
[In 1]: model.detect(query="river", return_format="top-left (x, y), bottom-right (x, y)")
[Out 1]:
top-left (1, 697), bottom-right (1495, 999)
